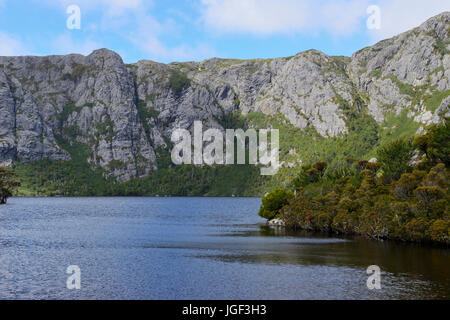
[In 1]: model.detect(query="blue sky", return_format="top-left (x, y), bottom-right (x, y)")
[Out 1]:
top-left (0, 0), bottom-right (449, 63)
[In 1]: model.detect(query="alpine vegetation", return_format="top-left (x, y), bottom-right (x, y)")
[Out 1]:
top-left (0, 12), bottom-right (448, 196)
top-left (171, 121), bottom-right (280, 175)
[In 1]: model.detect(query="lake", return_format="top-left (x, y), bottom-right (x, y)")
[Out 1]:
top-left (0, 197), bottom-right (448, 299)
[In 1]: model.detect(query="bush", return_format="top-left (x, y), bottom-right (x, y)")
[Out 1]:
top-left (168, 70), bottom-right (191, 97)
top-left (259, 120), bottom-right (449, 244)
top-left (404, 218), bottom-right (430, 242)
top-left (332, 212), bottom-right (357, 234)
top-left (313, 161), bottom-right (328, 172)
top-left (292, 165), bottom-right (312, 189)
top-left (414, 186), bottom-right (445, 209)
top-left (427, 220), bottom-right (449, 243)
top-left (376, 137), bottom-right (414, 182)
top-left (355, 160), bottom-right (368, 172)
top-left (366, 162), bottom-right (380, 172)
top-left (422, 163), bottom-right (449, 188)
top-left (0, 167), bottom-right (21, 204)
top-left (414, 118), bottom-right (449, 166)
top-left (393, 173), bottom-right (418, 201)
top-left (306, 167), bottom-right (320, 182)
top-left (258, 187), bottom-right (294, 220)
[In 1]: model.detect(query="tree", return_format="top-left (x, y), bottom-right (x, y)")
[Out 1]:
top-left (0, 167), bottom-right (21, 204)
top-left (414, 118), bottom-right (450, 166)
top-left (393, 173), bottom-right (418, 201)
top-left (258, 187), bottom-right (294, 220)
top-left (414, 186), bottom-right (445, 216)
top-left (376, 138), bottom-right (414, 182)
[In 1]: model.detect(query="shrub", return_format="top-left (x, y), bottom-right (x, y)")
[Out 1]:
top-left (324, 191), bottom-right (339, 206)
top-left (332, 212), bottom-right (357, 234)
top-left (414, 186), bottom-right (445, 206)
top-left (355, 160), bottom-right (368, 172)
top-left (315, 212), bottom-right (333, 232)
top-left (323, 166), bottom-right (355, 183)
top-left (427, 220), bottom-right (449, 243)
top-left (412, 169), bottom-right (427, 181)
top-left (391, 201), bottom-right (412, 225)
top-left (0, 167), bottom-right (21, 204)
top-left (258, 120), bottom-right (449, 244)
top-left (376, 137), bottom-right (414, 182)
top-left (306, 167), bottom-right (320, 182)
top-left (258, 187), bottom-right (294, 220)
top-left (292, 165), bottom-right (311, 190)
top-left (346, 158), bottom-right (356, 167)
top-left (393, 173), bottom-right (418, 200)
top-left (365, 162), bottom-right (380, 172)
top-left (428, 199), bottom-right (448, 219)
top-left (422, 163), bottom-right (449, 188)
top-left (168, 70), bottom-right (191, 97)
top-left (280, 194), bottom-right (309, 228)
top-left (313, 161), bottom-right (328, 173)
top-left (413, 118), bottom-right (449, 165)
top-left (414, 186), bottom-right (445, 216)
top-left (404, 218), bottom-right (429, 241)
top-left (337, 197), bottom-right (359, 213)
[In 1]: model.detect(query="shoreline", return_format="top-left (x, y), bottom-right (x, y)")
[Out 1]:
top-left (266, 218), bottom-right (450, 247)
top-left (8, 195), bottom-right (262, 199)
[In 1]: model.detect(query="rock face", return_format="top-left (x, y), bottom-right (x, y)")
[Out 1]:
top-left (0, 50), bottom-right (156, 181)
top-left (0, 12), bottom-right (449, 181)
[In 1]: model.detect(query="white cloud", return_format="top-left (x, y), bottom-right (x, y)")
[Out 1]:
top-left (136, 36), bottom-right (216, 61)
top-left (35, 0), bottom-right (215, 62)
top-left (0, 32), bottom-right (29, 56)
top-left (129, 11), bottom-right (216, 61)
top-left (200, 0), bottom-right (370, 36)
top-left (39, 0), bottom-right (143, 12)
top-left (52, 34), bottom-right (102, 56)
top-left (201, 0), bottom-right (309, 35)
top-left (370, 0), bottom-right (450, 40)
top-left (200, 0), bottom-right (450, 39)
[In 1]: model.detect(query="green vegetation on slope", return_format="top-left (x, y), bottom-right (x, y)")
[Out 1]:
top-left (11, 82), bottom-right (447, 199)
top-left (259, 120), bottom-right (450, 245)
top-left (168, 69), bottom-right (191, 97)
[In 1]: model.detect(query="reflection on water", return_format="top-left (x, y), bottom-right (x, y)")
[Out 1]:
top-left (211, 227), bottom-right (450, 297)
top-left (0, 197), bottom-right (448, 300)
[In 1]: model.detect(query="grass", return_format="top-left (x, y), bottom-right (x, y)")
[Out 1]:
top-left (383, 75), bottom-right (416, 97)
top-left (423, 90), bottom-right (450, 112)
top-left (168, 70), bottom-right (191, 96)
top-left (379, 109), bottom-right (421, 144)
top-left (137, 99), bottom-right (160, 139)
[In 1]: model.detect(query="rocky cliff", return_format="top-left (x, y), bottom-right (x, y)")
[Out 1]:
top-left (0, 12), bottom-right (449, 182)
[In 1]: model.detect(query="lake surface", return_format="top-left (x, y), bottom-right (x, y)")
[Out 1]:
top-left (0, 197), bottom-right (448, 300)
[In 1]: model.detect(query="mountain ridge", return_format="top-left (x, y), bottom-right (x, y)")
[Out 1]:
top-left (0, 12), bottom-right (449, 194)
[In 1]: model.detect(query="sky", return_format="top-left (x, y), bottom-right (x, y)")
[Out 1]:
top-left (0, 0), bottom-right (449, 63)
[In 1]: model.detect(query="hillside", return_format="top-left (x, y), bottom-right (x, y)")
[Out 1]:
top-left (0, 12), bottom-right (449, 196)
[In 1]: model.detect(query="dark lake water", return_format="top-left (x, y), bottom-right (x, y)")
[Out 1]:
top-left (0, 197), bottom-right (448, 300)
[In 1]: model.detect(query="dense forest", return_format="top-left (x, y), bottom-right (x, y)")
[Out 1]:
top-left (259, 119), bottom-right (449, 245)
top-left (0, 167), bottom-right (20, 204)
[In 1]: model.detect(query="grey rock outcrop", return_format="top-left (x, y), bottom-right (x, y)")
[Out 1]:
top-left (0, 12), bottom-right (448, 181)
